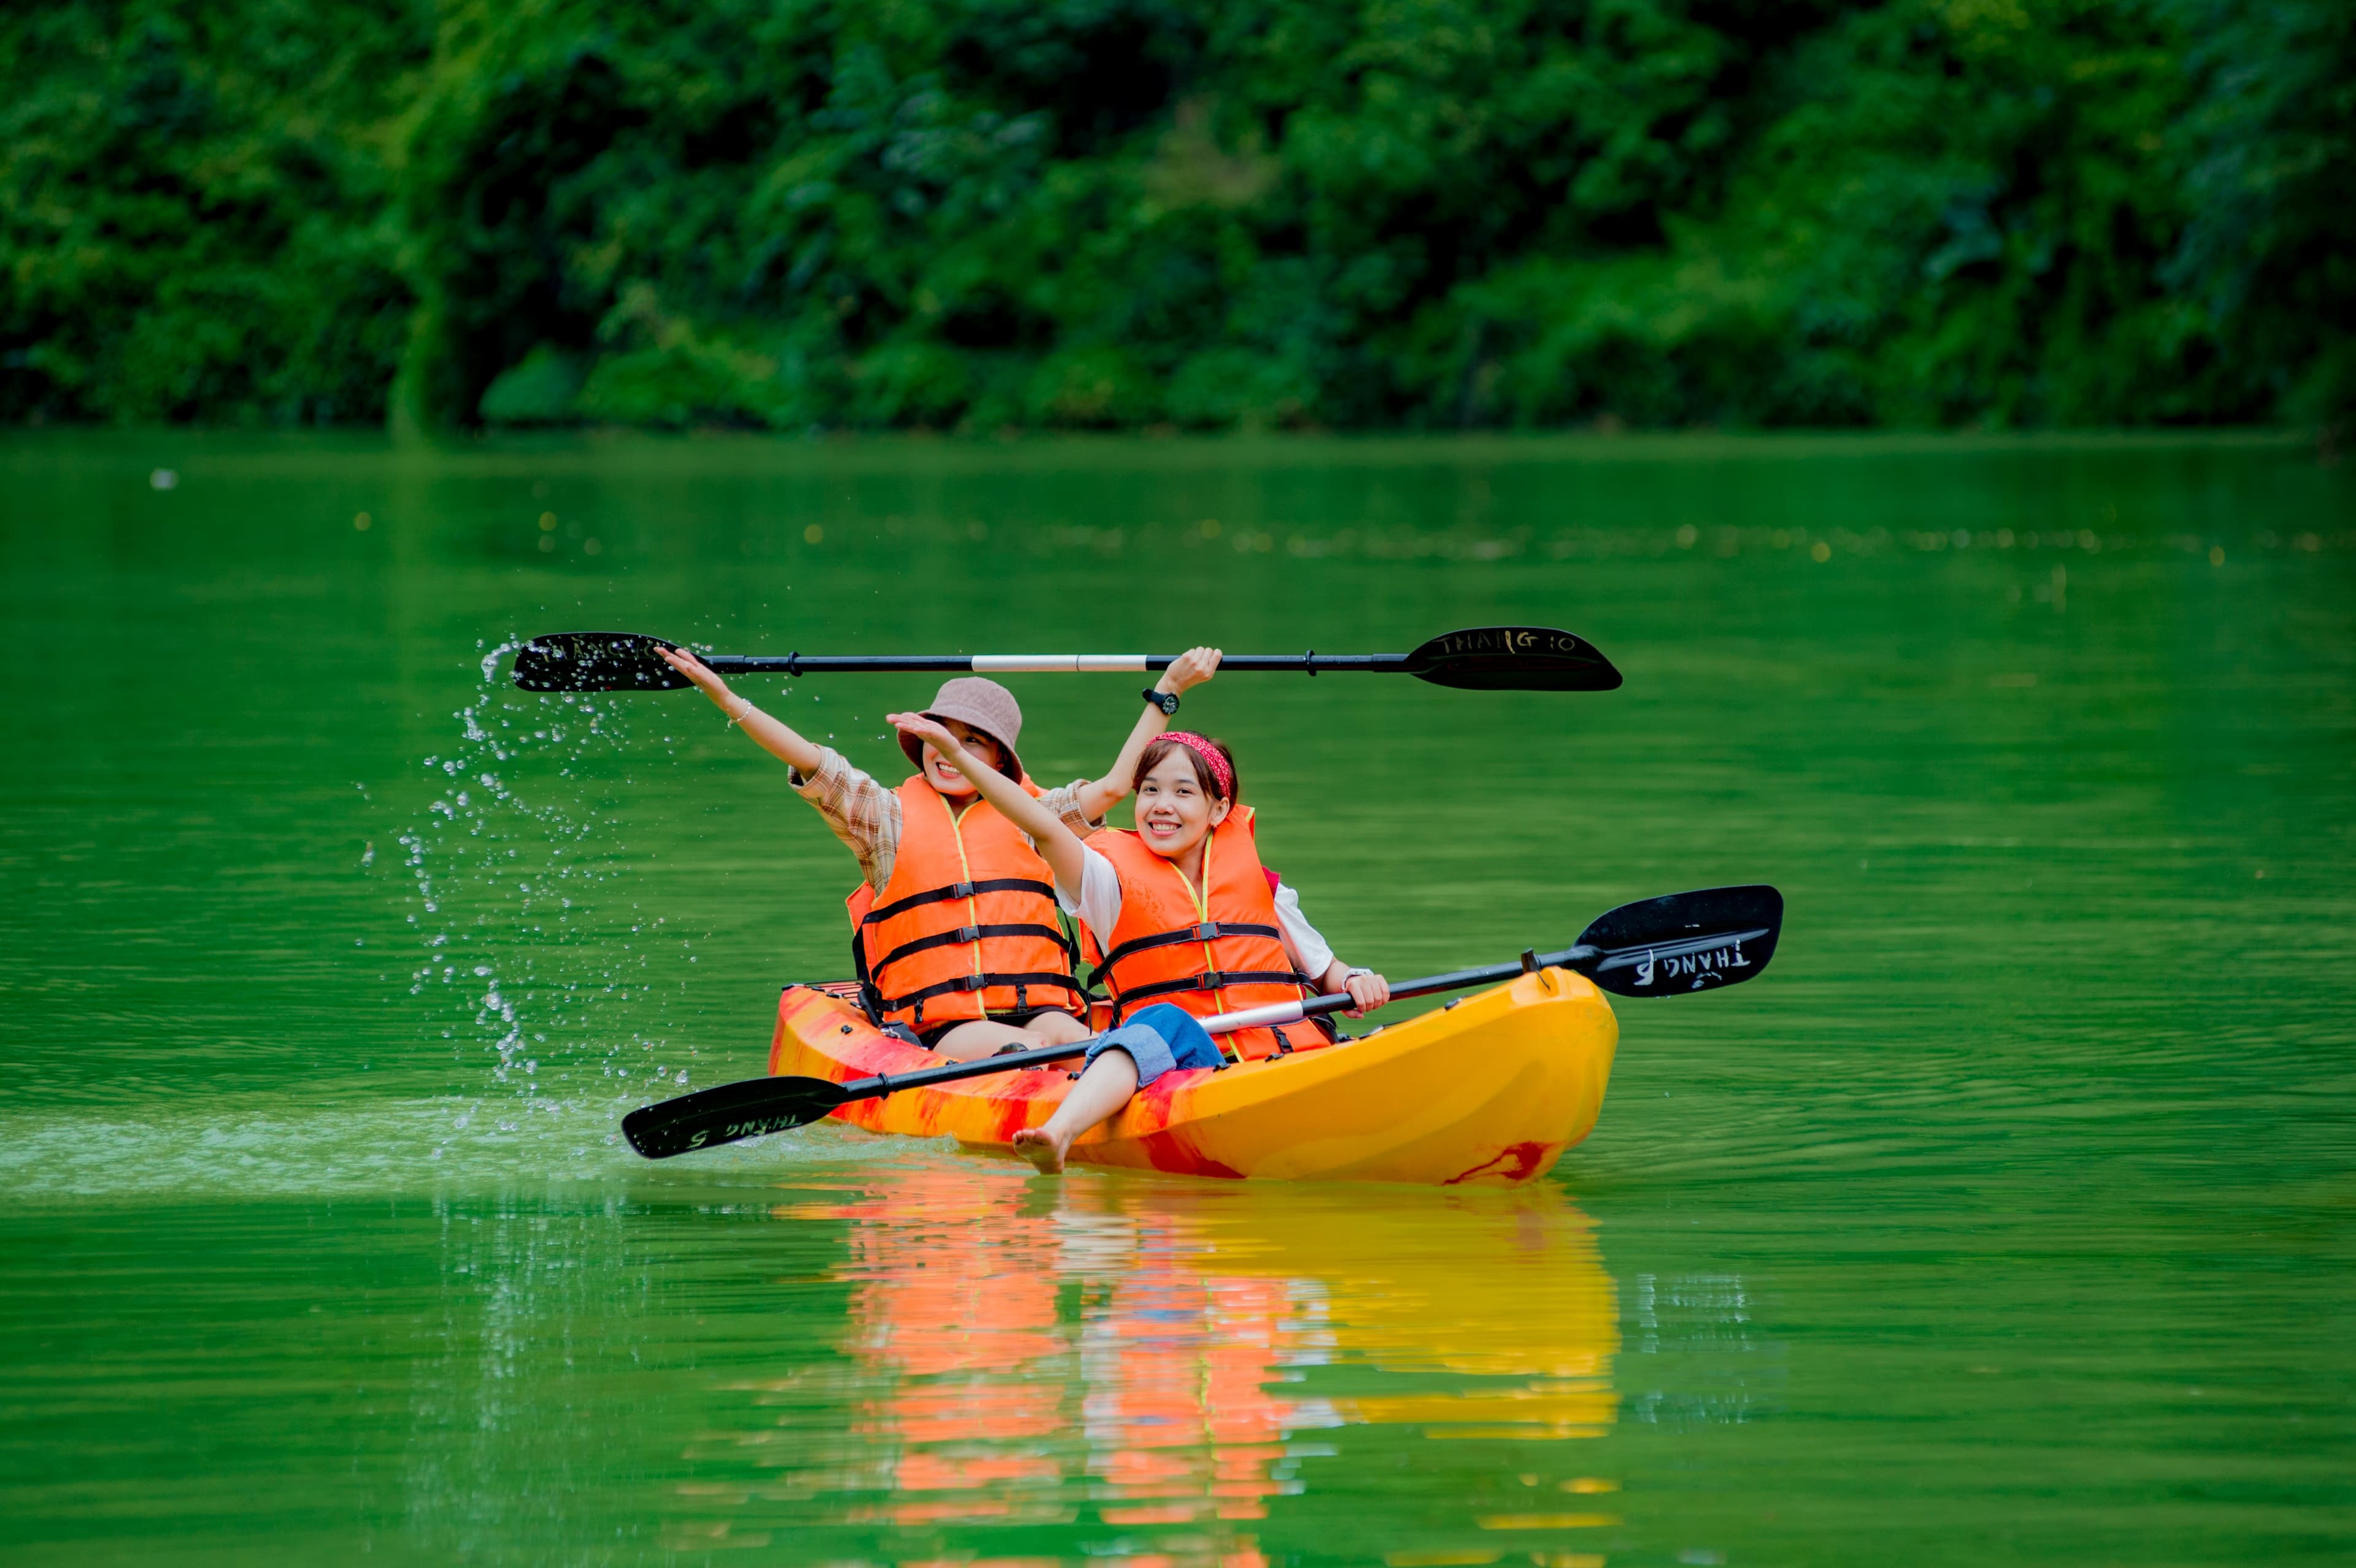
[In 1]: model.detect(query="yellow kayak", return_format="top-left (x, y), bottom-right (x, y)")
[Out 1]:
top-left (767, 966), bottom-right (1618, 1185)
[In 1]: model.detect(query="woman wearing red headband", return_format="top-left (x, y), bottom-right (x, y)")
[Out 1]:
top-left (891, 653), bottom-right (1389, 1173)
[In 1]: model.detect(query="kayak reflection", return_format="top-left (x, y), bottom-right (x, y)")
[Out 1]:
top-left (696, 1158), bottom-right (1619, 1561)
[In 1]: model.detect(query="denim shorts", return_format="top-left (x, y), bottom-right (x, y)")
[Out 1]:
top-left (1082, 1002), bottom-right (1225, 1086)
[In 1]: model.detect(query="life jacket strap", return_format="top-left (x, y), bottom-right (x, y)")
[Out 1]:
top-left (1111, 969), bottom-right (1307, 1009)
top-left (869, 921), bottom-right (1077, 978)
top-left (849, 917), bottom-right (887, 1026)
top-left (1088, 921), bottom-right (1284, 988)
top-left (863, 876), bottom-right (1058, 926)
top-left (880, 970), bottom-right (1087, 1015)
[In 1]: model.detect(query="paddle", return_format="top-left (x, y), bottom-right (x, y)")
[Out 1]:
top-left (620, 884), bottom-right (1781, 1159)
top-left (512, 626), bottom-right (1621, 694)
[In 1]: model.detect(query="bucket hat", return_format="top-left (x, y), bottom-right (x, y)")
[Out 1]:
top-left (899, 676), bottom-right (1025, 781)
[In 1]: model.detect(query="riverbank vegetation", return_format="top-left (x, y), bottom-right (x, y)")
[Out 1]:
top-left (4, 0), bottom-right (2347, 434)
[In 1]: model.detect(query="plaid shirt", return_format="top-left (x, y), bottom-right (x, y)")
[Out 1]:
top-left (789, 747), bottom-right (1102, 892)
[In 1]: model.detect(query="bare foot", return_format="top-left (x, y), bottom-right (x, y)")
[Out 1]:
top-left (1012, 1126), bottom-right (1067, 1175)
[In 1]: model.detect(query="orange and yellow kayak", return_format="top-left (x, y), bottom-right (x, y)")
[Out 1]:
top-left (767, 966), bottom-right (1618, 1185)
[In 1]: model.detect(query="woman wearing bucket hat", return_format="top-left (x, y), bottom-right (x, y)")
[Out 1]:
top-left (655, 643), bottom-right (1223, 1060)
top-left (890, 671), bottom-right (1390, 1175)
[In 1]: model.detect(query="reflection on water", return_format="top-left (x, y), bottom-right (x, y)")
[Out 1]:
top-left (678, 1163), bottom-right (1620, 1562)
top-left (1625, 1274), bottom-right (1766, 1431)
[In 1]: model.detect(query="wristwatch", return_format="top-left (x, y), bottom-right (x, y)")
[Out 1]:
top-left (1142, 687), bottom-right (1180, 716)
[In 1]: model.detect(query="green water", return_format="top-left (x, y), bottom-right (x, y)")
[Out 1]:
top-left (3, 431), bottom-right (2350, 1566)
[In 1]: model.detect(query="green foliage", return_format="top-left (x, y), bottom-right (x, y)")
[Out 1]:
top-left (1465, 0), bottom-right (2227, 428)
top-left (475, 344), bottom-right (588, 425)
top-left (2163, 0), bottom-right (2356, 434)
top-left (2, 0), bottom-right (2345, 431)
top-left (0, 2), bottom-right (428, 425)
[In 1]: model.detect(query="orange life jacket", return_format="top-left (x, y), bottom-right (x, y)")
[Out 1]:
top-left (1081, 805), bottom-right (1314, 1062)
top-left (847, 775), bottom-right (1084, 1032)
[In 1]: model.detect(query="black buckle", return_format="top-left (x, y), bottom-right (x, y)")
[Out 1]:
top-left (1190, 922), bottom-right (1218, 942)
top-left (1198, 972), bottom-right (1225, 990)
top-left (950, 881), bottom-right (975, 899)
top-left (955, 925), bottom-right (979, 944)
top-left (959, 974), bottom-right (988, 992)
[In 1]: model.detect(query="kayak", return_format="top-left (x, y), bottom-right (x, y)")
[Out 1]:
top-left (766, 966), bottom-right (1619, 1185)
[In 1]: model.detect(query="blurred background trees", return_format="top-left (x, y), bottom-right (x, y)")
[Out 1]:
top-left (2, 0), bottom-right (2346, 433)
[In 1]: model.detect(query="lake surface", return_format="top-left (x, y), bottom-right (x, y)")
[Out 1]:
top-left (2, 429), bottom-right (2349, 1566)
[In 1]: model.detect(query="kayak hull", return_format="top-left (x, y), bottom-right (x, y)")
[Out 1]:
top-left (766, 967), bottom-right (1617, 1185)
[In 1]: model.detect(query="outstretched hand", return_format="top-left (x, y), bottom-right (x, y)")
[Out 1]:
top-left (656, 645), bottom-right (733, 705)
top-left (887, 712), bottom-right (971, 766)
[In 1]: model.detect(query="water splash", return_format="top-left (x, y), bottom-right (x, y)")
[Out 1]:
top-left (391, 637), bottom-right (701, 1159)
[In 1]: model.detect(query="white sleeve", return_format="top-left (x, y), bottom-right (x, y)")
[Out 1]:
top-left (1055, 844), bottom-right (1125, 951)
top-left (1272, 880), bottom-right (1334, 979)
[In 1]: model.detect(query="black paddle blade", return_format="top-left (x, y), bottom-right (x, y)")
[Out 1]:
top-left (513, 632), bottom-right (690, 692)
top-left (1574, 885), bottom-right (1782, 998)
top-left (620, 1074), bottom-right (849, 1159)
top-left (1404, 627), bottom-right (1623, 691)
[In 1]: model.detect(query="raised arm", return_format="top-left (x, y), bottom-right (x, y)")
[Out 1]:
top-left (1074, 646), bottom-right (1223, 821)
top-left (656, 646), bottom-right (826, 775)
top-left (889, 712), bottom-right (1090, 892)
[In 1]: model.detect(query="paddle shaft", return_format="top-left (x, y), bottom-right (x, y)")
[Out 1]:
top-left (832, 943), bottom-right (1602, 1102)
top-left (514, 626), bottom-right (1621, 693)
top-left (700, 651), bottom-right (1413, 677)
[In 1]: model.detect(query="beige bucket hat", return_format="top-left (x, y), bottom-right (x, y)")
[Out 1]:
top-left (899, 676), bottom-right (1025, 780)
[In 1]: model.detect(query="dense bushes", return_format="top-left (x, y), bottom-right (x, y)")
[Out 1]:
top-left (0, 3), bottom-right (428, 426)
top-left (2, 0), bottom-right (2347, 432)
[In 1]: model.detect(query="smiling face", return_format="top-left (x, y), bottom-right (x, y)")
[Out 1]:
top-left (922, 718), bottom-right (1004, 795)
top-left (1132, 749), bottom-right (1231, 859)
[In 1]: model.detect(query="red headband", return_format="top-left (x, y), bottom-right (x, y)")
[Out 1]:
top-left (1160, 731), bottom-right (1233, 799)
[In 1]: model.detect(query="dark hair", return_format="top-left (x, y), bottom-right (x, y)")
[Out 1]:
top-left (1131, 735), bottom-right (1240, 802)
